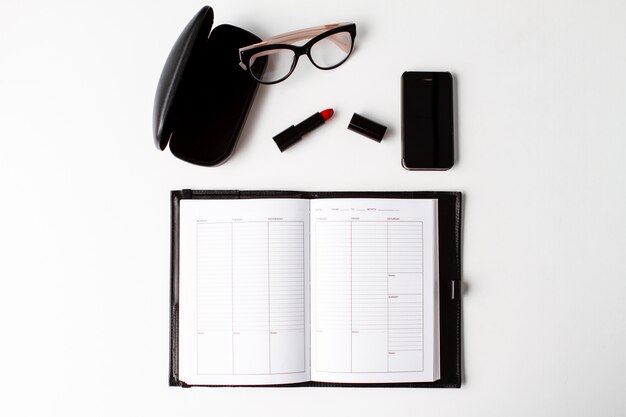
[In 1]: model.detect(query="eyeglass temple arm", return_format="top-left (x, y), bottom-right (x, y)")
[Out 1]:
top-left (264, 24), bottom-right (352, 53)
top-left (239, 22), bottom-right (353, 58)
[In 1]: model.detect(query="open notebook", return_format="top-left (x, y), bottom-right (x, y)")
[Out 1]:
top-left (170, 190), bottom-right (462, 387)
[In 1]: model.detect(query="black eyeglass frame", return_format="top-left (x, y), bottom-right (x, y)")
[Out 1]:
top-left (238, 23), bottom-right (357, 85)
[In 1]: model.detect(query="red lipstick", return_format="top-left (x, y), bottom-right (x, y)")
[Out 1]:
top-left (320, 108), bottom-right (334, 121)
top-left (273, 108), bottom-right (334, 152)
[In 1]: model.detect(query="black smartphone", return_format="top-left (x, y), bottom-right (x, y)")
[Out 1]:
top-left (401, 71), bottom-right (454, 170)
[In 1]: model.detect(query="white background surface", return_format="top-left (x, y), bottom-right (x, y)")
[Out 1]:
top-left (1, 0), bottom-right (625, 415)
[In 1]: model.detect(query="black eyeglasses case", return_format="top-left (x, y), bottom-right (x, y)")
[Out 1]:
top-left (153, 6), bottom-right (264, 166)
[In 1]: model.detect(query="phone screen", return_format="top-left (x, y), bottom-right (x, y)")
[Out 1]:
top-left (401, 72), bottom-right (454, 170)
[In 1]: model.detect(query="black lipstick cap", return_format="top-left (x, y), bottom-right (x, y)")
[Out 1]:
top-left (347, 113), bottom-right (387, 142)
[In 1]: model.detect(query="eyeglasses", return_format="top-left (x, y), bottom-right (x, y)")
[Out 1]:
top-left (238, 22), bottom-right (357, 84)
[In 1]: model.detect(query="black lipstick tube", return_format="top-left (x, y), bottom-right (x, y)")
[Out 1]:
top-left (273, 112), bottom-right (326, 152)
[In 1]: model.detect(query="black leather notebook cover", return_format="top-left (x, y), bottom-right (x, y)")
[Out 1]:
top-left (169, 190), bottom-right (462, 388)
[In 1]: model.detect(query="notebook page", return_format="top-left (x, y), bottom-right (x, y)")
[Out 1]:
top-left (178, 199), bottom-right (310, 385)
top-left (310, 198), bottom-right (439, 383)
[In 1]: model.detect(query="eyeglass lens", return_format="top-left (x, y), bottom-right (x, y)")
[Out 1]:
top-left (249, 30), bottom-right (353, 83)
top-left (249, 49), bottom-right (294, 84)
top-left (309, 31), bottom-right (353, 69)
